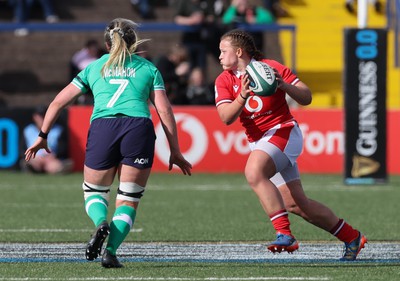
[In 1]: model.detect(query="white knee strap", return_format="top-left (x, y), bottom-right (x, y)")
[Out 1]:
top-left (117, 182), bottom-right (145, 202)
top-left (82, 182), bottom-right (111, 201)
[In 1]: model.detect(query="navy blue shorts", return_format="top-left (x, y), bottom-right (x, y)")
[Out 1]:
top-left (85, 117), bottom-right (156, 170)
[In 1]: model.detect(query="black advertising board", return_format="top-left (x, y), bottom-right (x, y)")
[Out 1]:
top-left (343, 28), bottom-right (387, 184)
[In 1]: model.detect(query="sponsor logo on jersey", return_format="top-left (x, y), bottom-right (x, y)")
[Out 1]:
top-left (134, 158), bottom-right (149, 165)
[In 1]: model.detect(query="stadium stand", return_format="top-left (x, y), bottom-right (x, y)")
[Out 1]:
top-left (0, 0), bottom-right (291, 107)
top-left (1, 0), bottom-right (399, 109)
top-left (278, 0), bottom-right (400, 108)
top-left (0, 0), bottom-right (292, 107)
top-left (0, 0), bottom-right (173, 107)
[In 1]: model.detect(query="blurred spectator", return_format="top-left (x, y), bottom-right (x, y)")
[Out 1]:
top-left (0, 95), bottom-right (7, 107)
top-left (174, 0), bottom-right (226, 74)
top-left (130, 0), bottom-right (156, 19)
top-left (70, 39), bottom-right (104, 105)
top-left (135, 42), bottom-right (153, 62)
top-left (173, 0), bottom-right (208, 73)
top-left (201, 0), bottom-right (230, 63)
top-left (263, 0), bottom-right (289, 18)
top-left (222, 0), bottom-right (275, 51)
top-left (9, 0), bottom-right (59, 36)
top-left (185, 67), bottom-right (214, 105)
top-left (155, 44), bottom-right (191, 105)
top-left (70, 39), bottom-right (103, 79)
top-left (345, 0), bottom-right (383, 14)
top-left (21, 106), bottom-right (73, 174)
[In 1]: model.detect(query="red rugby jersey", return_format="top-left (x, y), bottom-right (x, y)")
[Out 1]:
top-left (215, 59), bottom-right (299, 142)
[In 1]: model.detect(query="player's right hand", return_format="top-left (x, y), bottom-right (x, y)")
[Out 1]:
top-left (25, 138), bottom-right (51, 161)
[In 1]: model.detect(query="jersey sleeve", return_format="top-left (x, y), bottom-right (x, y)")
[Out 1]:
top-left (71, 67), bottom-right (91, 93)
top-left (263, 59), bottom-right (299, 85)
top-left (152, 68), bottom-right (165, 92)
top-left (215, 73), bottom-right (234, 107)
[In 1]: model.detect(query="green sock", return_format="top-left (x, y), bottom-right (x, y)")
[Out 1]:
top-left (84, 195), bottom-right (108, 227)
top-left (106, 205), bottom-right (137, 255)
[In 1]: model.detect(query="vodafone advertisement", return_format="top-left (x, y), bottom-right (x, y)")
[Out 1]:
top-left (68, 106), bottom-right (400, 174)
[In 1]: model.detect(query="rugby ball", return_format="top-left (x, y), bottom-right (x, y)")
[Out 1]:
top-left (245, 61), bottom-right (277, 96)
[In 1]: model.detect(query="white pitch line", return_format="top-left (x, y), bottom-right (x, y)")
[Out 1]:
top-left (0, 228), bottom-right (142, 233)
top-left (0, 277), bottom-right (330, 281)
top-left (2, 242), bottom-right (400, 261)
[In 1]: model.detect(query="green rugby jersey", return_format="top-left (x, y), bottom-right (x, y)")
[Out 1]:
top-left (72, 54), bottom-right (165, 122)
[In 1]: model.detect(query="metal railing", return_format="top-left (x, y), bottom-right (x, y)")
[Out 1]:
top-left (0, 22), bottom-right (297, 72)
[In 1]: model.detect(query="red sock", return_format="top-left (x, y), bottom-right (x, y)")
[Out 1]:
top-left (269, 209), bottom-right (292, 236)
top-left (330, 218), bottom-right (359, 243)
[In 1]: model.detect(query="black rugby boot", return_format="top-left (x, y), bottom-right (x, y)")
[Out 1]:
top-left (85, 221), bottom-right (110, 261)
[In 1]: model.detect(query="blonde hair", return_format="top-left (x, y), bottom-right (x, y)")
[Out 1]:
top-left (102, 18), bottom-right (150, 76)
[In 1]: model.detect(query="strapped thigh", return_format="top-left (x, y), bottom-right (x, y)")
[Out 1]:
top-left (82, 182), bottom-right (111, 201)
top-left (117, 182), bottom-right (145, 202)
top-left (271, 163), bottom-right (300, 187)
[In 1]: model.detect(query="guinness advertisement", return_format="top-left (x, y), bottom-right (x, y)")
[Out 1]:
top-left (343, 28), bottom-right (387, 184)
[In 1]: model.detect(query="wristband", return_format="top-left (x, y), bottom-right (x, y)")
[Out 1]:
top-left (240, 93), bottom-right (247, 100)
top-left (38, 130), bottom-right (48, 139)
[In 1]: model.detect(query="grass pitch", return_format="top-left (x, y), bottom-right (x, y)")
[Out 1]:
top-left (0, 171), bottom-right (399, 280)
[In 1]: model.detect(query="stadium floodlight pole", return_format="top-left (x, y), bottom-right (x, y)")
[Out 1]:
top-left (358, 0), bottom-right (368, 28)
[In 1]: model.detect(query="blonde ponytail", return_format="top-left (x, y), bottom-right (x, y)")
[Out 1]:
top-left (102, 18), bottom-right (150, 76)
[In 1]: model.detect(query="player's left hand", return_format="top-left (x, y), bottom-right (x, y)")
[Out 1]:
top-left (169, 152), bottom-right (192, 176)
top-left (273, 68), bottom-right (285, 89)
